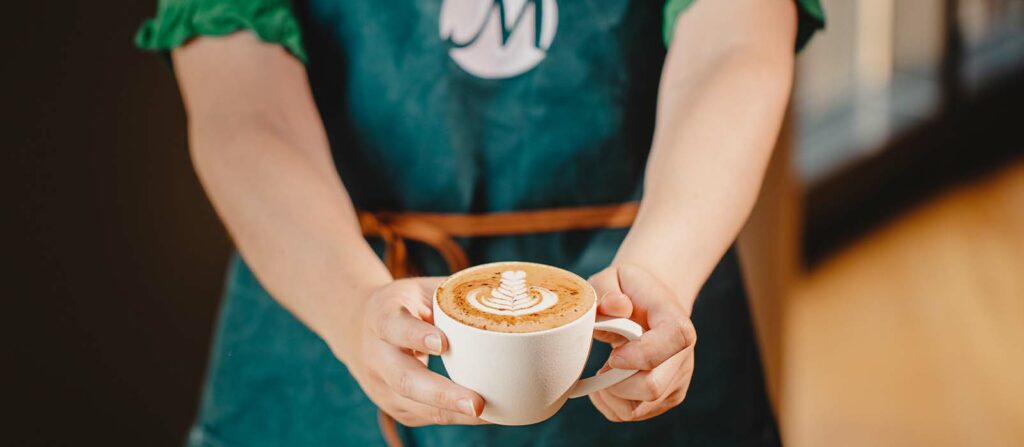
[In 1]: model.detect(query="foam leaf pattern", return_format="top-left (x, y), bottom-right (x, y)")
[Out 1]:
top-left (467, 270), bottom-right (559, 316)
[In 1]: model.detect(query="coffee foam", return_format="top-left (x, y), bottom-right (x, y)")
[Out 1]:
top-left (436, 262), bottom-right (595, 333)
top-left (466, 270), bottom-right (559, 316)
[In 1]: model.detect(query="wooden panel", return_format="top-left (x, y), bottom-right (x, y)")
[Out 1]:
top-left (781, 160), bottom-right (1024, 446)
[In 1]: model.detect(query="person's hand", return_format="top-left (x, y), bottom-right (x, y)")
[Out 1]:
top-left (587, 264), bottom-right (697, 421)
top-left (330, 277), bottom-right (488, 426)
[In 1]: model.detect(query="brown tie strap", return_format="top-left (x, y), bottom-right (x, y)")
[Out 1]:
top-left (358, 201), bottom-right (640, 278)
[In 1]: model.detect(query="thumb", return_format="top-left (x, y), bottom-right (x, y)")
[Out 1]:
top-left (415, 276), bottom-right (447, 292)
top-left (408, 276), bottom-right (446, 321)
top-left (598, 290), bottom-right (633, 318)
top-left (590, 268), bottom-right (633, 318)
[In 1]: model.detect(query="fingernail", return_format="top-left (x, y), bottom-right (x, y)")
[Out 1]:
top-left (424, 334), bottom-right (442, 354)
top-left (457, 398), bottom-right (477, 416)
top-left (609, 355), bottom-right (625, 369)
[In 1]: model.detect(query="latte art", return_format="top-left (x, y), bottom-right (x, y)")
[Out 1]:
top-left (436, 262), bottom-right (595, 333)
top-left (467, 270), bottom-right (559, 316)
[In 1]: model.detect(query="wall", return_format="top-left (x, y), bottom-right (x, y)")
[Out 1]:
top-left (8, 1), bottom-right (230, 444)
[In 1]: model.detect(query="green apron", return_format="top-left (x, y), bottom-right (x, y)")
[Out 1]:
top-left (137, 1), bottom-right (824, 445)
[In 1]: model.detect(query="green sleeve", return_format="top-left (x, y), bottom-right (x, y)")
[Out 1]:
top-left (662, 0), bottom-right (825, 52)
top-left (134, 0), bottom-right (308, 63)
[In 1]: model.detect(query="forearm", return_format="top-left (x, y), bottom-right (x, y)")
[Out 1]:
top-left (189, 124), bottom-right (390, 349)
top-left (614, 2), bottom-right (795, 307)
top-left (172, 34), bottom-right (391, 359)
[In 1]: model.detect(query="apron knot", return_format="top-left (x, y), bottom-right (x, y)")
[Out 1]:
top-left (358, 210), bottom-right (469, 278)
top-left (358, 202), bottom-right (640, 279)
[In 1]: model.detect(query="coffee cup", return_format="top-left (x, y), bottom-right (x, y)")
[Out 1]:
top-left (433, 261), bottom-right (644, 425)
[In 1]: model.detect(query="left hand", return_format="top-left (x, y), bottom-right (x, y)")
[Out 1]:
top-left (587, 264), bottom-right (697, 421)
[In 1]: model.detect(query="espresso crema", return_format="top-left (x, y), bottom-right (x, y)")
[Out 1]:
top-left (436, 262), bottom-right (595, 333)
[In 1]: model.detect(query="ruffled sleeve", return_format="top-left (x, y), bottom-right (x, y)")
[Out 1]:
top-left (662, 0), bottom-right (825, 52)
top-left (134, 0), bottom-right (308, 63)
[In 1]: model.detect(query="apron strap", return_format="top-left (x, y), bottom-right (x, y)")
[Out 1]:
top-left (377, 410), bottom-right (405, 447)
top-left (358, 201), bottom-right (640, 278)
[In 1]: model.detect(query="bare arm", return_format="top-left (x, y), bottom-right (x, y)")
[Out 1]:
top-left (616, 0), bottom-right (797, 306)
top-left (174, 33), bottom-right (387, 346)
top-left (589, 0), bottom-right (797, 421)
top-left (173, 32), bottom-right (484, 425)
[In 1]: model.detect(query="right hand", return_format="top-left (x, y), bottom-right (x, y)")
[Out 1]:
top-left (331, 277), bottom-right (488, 427)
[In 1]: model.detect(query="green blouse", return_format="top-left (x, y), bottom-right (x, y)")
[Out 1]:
top-left (136, 0), bottom-right (824, 64)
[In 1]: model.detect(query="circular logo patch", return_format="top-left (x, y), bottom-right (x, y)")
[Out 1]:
top-left (440, 0), bottom-right (558, 79)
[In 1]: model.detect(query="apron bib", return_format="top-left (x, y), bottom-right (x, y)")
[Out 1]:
top-left (189, 1), bottom-right (780, 445)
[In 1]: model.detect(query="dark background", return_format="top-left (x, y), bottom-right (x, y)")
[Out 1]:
top-left (8, 1), bottom-right (229, 444)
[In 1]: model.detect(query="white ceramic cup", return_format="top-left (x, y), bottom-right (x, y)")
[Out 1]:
top-left (433, 262), bottom-right (644, 425)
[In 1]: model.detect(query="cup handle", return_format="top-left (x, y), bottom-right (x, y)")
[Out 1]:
top-left (567, 316), bottom-right (645, 398)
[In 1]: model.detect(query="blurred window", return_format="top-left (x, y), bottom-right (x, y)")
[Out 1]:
top-left (961, 0), bottom-right (1024, 91)
top-left (792, 0), bottom-right (1024, 184)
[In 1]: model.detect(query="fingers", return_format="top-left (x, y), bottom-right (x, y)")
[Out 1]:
top-left (592, 369), bottom-right (691, 423)
top-left (606, 395), bottom-right (677, 422)
top-left (593, 330), bottom-right (629, 347)
top-left (608, 318), bottom-right (696, 370)
top-left (606, 369), bottom-right (671, 402)
top-left (587, 265), bottom-right (697, 422)
top-left (371, 277), bottom-right (452, 355)
top-left (378, 347), bottom-right (485, 418)
top-left (362, 278), bottom-right (491, 427)
top-left (600, 264), bottom-right (696, 371)
top-left (614, 264), bottom-right (691, 319)
top-left (413, 276), bottom-right (446, 290)
top-left (390, 399), bottom-right (490, 427)
top-left (413, 276), bottom-right (446, 308)
top-left (588, 363), bottom-right (631, 421)
top-left (606, 350), bottom-right (688, 401)
top-left (376, 307), bottom-right (448, 355)
top-left (589, 390), bottom-right (627, 422)
top-left (376, 277), bottom-right (444, 322)
top-left (592, 348), bottom-right (694, 422)
top-left (591, 268), bottom-right (633, 345)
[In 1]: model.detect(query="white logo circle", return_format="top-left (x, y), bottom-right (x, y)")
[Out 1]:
top-left (440, 0), bottom-right (558, 79)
